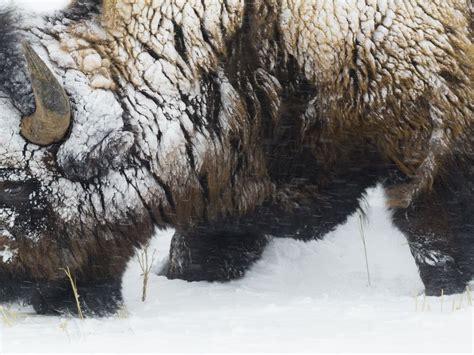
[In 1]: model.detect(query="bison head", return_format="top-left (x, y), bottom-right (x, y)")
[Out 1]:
top-left (0, 0), bottom-right (276, 292)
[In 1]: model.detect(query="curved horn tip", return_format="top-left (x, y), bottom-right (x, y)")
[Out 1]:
top-left (20, 41), bottom-right (71, 146)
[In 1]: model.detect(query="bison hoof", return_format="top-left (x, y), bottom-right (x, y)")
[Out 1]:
top-left (424, 283), bottom-right (468, 297)
top-left (421, 273), bottom-right (470, 297)
top-left (31, 280), bottom-right (123, 317)
top-left (417, 260), bottom-right (471, 297)
top-left (166, 230), bottom-right (270, 282)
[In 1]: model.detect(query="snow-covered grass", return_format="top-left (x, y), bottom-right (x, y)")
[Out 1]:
top-left (0, 186), bottom-right (472, 353)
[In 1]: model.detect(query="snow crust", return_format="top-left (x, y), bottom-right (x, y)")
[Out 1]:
top-left (0, 187), bottom-right (471, 353)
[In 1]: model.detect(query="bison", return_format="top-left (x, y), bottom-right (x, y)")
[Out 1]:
top-left (0, 0), bottom-right (472, 315)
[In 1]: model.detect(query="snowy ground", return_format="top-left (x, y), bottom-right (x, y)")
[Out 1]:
top-left (0, 186), bottom-right (472, 353)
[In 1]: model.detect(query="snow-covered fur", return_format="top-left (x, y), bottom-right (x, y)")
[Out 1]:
top-left (0, 1), bottom-right (472, 315)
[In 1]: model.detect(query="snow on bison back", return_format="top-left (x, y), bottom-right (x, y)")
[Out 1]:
top-left (0, 0), bottom-right (472, 316)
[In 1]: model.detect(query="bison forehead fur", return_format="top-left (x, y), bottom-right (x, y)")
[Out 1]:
top-left (0, 0), bottom-right (473, 314)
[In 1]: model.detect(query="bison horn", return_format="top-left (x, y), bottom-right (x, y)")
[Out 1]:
top-left (20, 42), bottom-right (71, 146)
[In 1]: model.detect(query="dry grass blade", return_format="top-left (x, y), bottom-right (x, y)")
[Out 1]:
top-left (60, 267), bottom-right (84, 319)
top-left (137, 243), bottom-right (157, 302)
top-left (457, 291), bottom-right (464, 310)
top-left (440, 289), bottom-right (444, 312)
top-left (466, 286), bottom-right (472, 306)
top-left (358, 213), bottom-right (371, 287)
top-left (422, 293), bottom-right (427, 312)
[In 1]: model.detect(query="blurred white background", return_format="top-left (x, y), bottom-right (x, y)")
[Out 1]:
top-left (0, 0), bottom-right (70, 12)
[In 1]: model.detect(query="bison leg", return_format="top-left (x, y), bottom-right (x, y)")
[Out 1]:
top-left (0, 278), bottom-right (34, 303)
top-left (389, 170), bottom-right (474, 295)
top-left (166, 229), bottom-right (269, 282)
top-left (31, 278), bottom-right (123, 316)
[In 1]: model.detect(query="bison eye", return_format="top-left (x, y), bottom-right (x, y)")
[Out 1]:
top-left (4, 186), bottom-right (24, 195)
top-left (0, 181), bottom-right (38, 207)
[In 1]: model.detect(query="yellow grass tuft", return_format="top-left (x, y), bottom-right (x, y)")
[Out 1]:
top-left (0, 305), bottom-right (18, 327)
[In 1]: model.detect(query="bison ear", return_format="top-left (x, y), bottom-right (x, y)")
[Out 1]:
top-left (59, 129), bottom-right (135, 181)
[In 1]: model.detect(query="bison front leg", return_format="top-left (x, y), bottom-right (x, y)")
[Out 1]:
top-left (389, 172), bottom-right (474, 296)
top-left (166, 229), bottom-right (269, 282)
top-left (31, 278), bottom-right (123, 316)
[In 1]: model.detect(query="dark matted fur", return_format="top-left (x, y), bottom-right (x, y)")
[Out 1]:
top-left (390, 140), bottom-right (474, 295)
top-left (63, 0), bottom-right (102, 20)
top-left (0, 8), bottom-right (34, 115)
top-left (167, 0), bottom-right (473, 293)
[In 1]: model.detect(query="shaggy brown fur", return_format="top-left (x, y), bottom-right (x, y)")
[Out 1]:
top-left (65, 0), bottom-right (473, 215)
